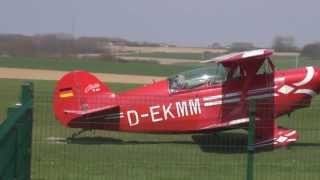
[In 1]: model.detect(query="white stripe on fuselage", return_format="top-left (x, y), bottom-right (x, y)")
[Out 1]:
top-left (275, 77), bottom-right (285, 82)
top-left (203, 86), bottom-right (277, 103)
top-left (248, 86), bottom-right (276, 94)
top-left (246, 93), bottom-right (278, 100)
top-left (203, 93), bottom-right (278, 107)
top-left (294, 89), bottom-right (316, 96)
top-left (293, 66), bottom-right (314, 86)
top-left (203, 86), bottom-right (278, 107)
top-left (227, 118), bottom-right (249, 125)
top-left (204, 98), bottom-right (240, 107)
top-left (203, 92), bottom-right (240, 101)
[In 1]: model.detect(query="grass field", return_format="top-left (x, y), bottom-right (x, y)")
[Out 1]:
top-left (126, 52), bottom-right (208, 60)
top-left (1, 56), bottom-right (320, 78)
top-left (0, 79), bottom-right (319, 180)
top-left (0, 57), bottom-right (195, 77)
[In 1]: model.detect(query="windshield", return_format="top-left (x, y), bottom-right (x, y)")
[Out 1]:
top-left (168, 64), bottom-right (227, 92)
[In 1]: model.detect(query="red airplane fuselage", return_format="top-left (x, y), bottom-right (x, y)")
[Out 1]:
top-left (68, 67), bottom-right (320, 132)
top-left (53, 50), bottom-right (320, 147)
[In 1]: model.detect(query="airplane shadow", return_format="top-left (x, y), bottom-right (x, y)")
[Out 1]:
top-left (191, 133), bottom-right (248, 154)
top-left (63, 136), bottom-right (193, 146)
top-left (63, 132), bottom-right (252, 154)
top-left (290, 142), bottom-right (320, 148)
top-left (191, 133), bottom-right (320, 153)
top-left (63, 136), bottom-right (124, 145)
top-left (61, 132), bottom-right (316, 154)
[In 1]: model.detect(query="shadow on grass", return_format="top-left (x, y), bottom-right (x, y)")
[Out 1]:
top-left (290, 142), bottom-right (320, 148)
top-left (61, 131), bottom-right (309, 154)
top-left (65, 136), bottom-right (124, 145)
top-left (63, 136), bottom-right (193, 146)
top-left (62, 131), bottom-right (251, 154)
top-left (191, 132), bottom-right (248, 154)
top-left (191, 133), bottom-right (320, 153)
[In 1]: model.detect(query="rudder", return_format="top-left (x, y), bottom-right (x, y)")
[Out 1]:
top-left (53, 71), bottom-right (112, 127)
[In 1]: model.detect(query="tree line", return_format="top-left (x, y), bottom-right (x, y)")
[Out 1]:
top-left (211, 36), bottom-right (320, 58)
top-left (271, 36), bottom-right (320, 58)
top-left (0, 33), bottom-right (161, 58)
top-left (0, 33), bottom-right (319, 58)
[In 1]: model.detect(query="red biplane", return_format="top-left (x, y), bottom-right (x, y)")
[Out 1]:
top-left (53, 49), bottom-right (320, 148)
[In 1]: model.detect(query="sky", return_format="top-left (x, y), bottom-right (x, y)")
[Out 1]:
top-left (0, 0), bottom-right (319, 47)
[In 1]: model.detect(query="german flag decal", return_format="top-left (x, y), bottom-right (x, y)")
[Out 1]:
top-left (59, 87), bottom-right (74, 98)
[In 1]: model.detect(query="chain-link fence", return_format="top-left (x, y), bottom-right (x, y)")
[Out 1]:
top-left (1, 83), bottom-right (320, 180)
top-left (0, 83), bottom-right (33, 180)
top-left (32, 89), bottom-right (320, 180)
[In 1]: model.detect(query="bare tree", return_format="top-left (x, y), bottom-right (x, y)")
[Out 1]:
top-left (301, 42), bottom-right (320, 58)
top-left (272, 35), bottom-right (298, 52)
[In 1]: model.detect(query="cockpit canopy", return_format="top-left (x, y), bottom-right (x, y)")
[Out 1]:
top-left (168, 63), bottom-right (227, 92)
top-left (168, 56), bottom-right (274, 93)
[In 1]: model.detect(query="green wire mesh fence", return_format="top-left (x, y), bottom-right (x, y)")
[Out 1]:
top-left (1, 82), bottom-right (320, 180)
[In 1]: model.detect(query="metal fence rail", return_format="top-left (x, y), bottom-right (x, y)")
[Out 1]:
top-left (0, 83), bottom-right (33, 180)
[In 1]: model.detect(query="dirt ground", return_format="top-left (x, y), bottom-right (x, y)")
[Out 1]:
top-left (0, 67), bottom-right (165, 84)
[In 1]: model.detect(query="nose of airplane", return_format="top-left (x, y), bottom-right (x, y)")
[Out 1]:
top-left (287, 66), bottom-right (320, 96)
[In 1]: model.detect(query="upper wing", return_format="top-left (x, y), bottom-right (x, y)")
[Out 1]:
top-left (201, 49), bottom-right (273, 65)
top-left (202, 49), bottom-right (275, 101)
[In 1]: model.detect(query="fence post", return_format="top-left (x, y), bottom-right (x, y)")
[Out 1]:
top-left (16, 82), bottom-right (34, 180)
top-left (246, 100), bottom-right (256, 180)
top-left (21, 82), bottom-right (34, 104)
top-left (6, 106), bottom-right (20, 179)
